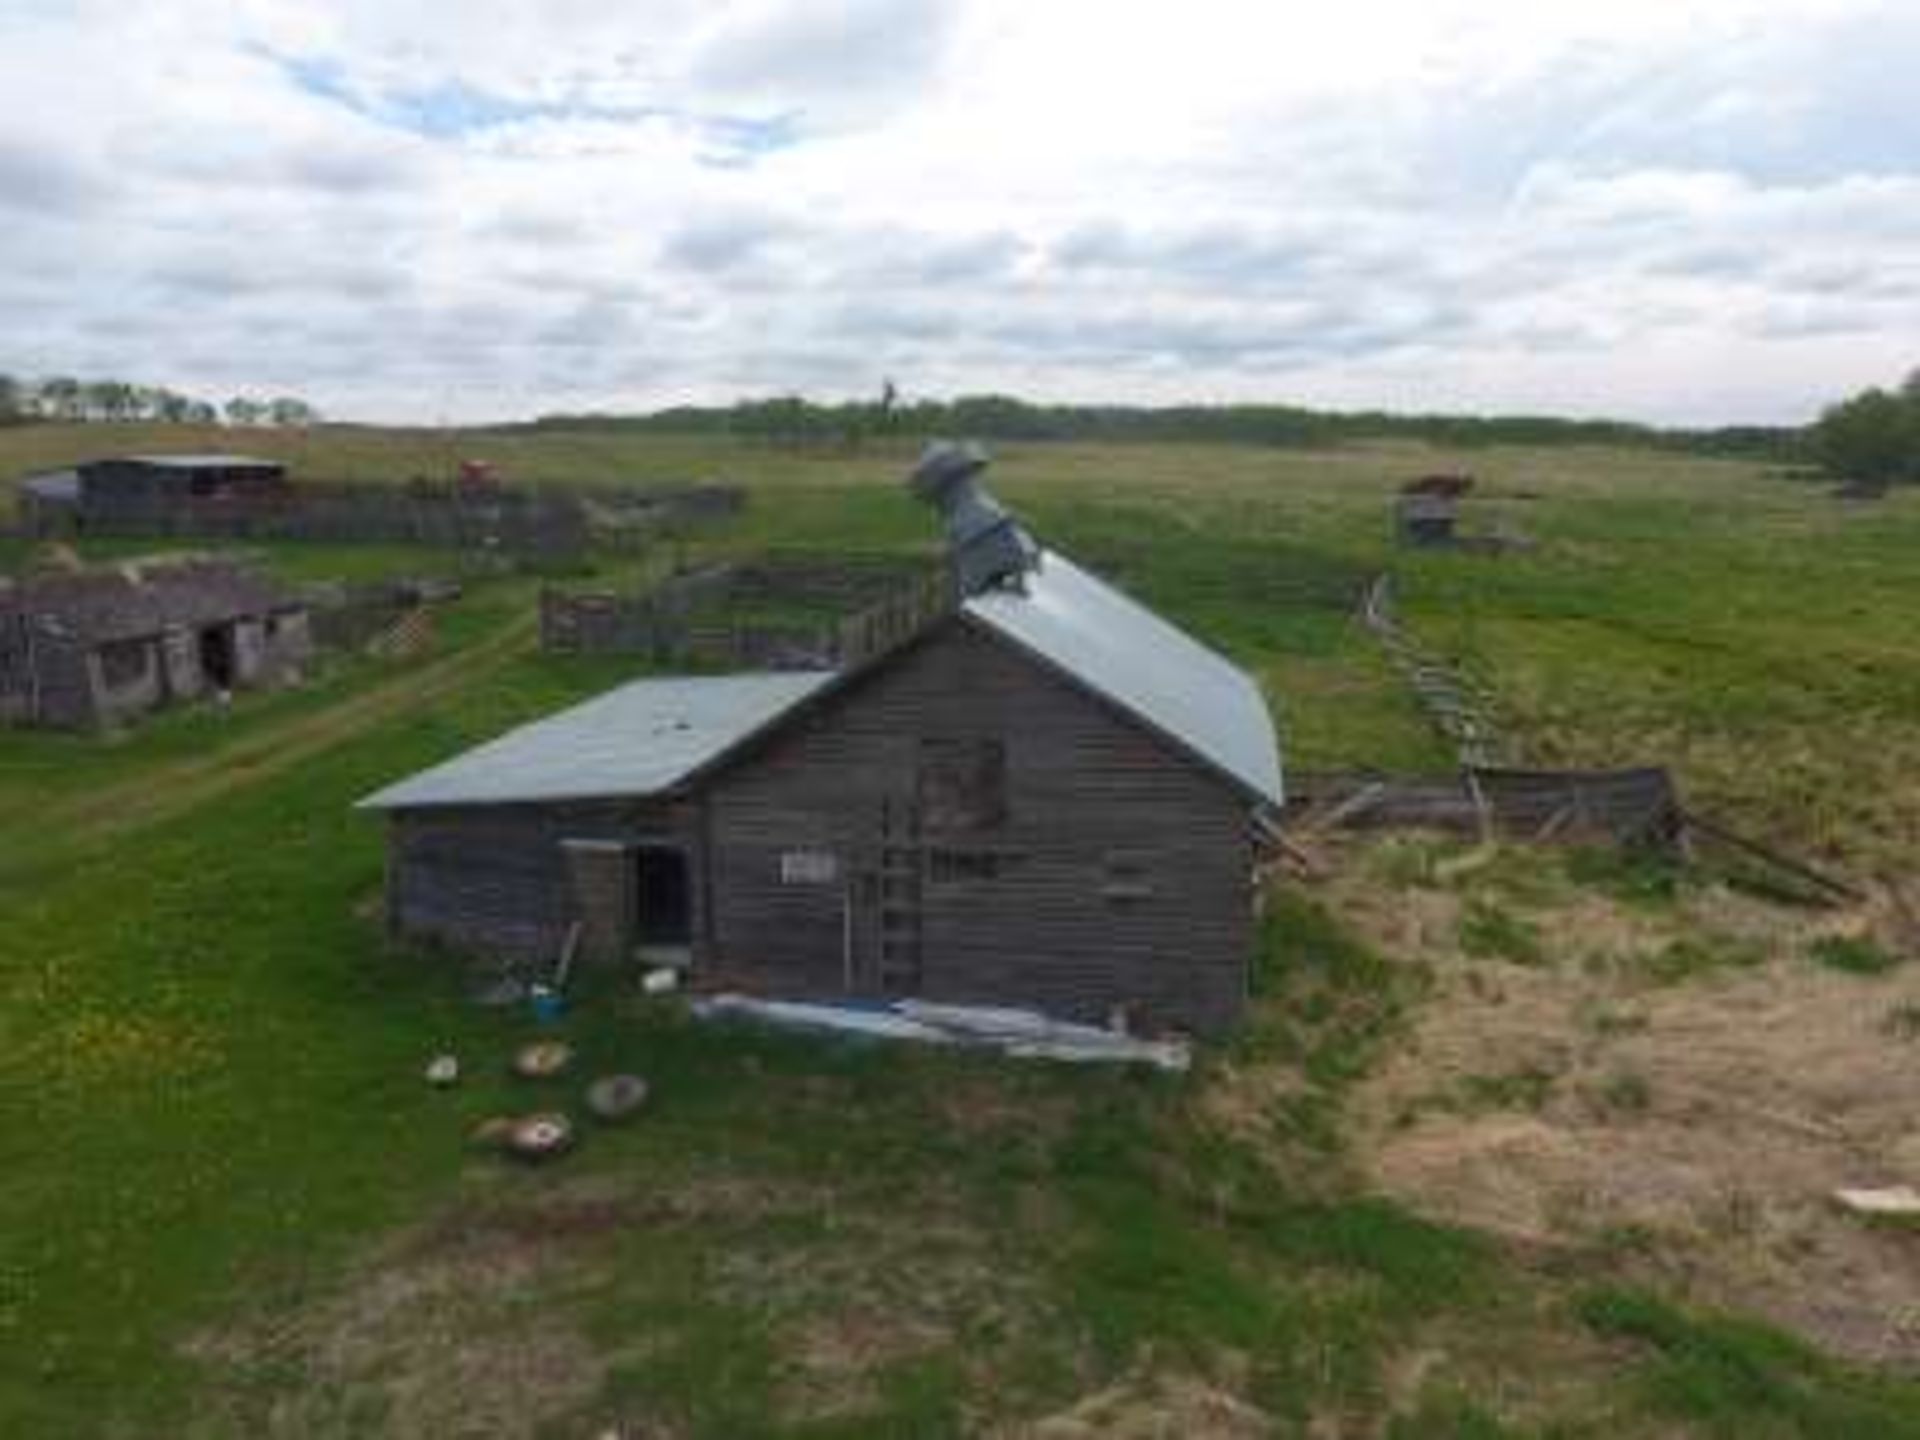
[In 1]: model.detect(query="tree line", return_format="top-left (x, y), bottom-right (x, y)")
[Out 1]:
top-left (519, 392), bottom-right (1799, 460)
top-left (0, 373), bottom-right (320, 428)
top-left (1813, 371), bottom-right (1920, 489)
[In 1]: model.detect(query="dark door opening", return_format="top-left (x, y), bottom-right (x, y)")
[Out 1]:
top-left (198, 626), bottom-right (236, 689)
top-left (633, 846), bottom-right (692, 958)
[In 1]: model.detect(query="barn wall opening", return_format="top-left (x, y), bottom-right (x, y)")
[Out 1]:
top-left (633, 844), bottom-right (692, 957)
top-left (199, 625), bottom-right (236, 689)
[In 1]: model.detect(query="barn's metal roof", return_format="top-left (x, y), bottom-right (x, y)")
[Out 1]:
top-left (20, 470), bottom-right (79, 501)
top-left (360, 551), bottom-right (1281, 813)
top-left (357, 671), bottom-right (835, 811)
top-left (963, 551), bottom-right (1282, 806)
top-left (102, 454), bottom-right (284, 470)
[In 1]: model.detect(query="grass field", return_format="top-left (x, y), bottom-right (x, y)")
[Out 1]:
top-left (3, 422), bottom-right (1919, 1436)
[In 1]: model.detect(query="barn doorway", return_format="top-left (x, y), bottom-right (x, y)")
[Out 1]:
top-left (198, 625), bottom-right (236, 690)
top-left (632, 845), bottom-right (692, 967)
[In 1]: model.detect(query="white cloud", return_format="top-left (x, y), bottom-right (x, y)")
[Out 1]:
top-left (0, 0), bottom-right (1914, 423)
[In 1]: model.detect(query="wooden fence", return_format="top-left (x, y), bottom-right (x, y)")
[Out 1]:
top-left (1284, 767), bottom-right (1683, 847)
top-left (541, 553), bottom-right (943, 671)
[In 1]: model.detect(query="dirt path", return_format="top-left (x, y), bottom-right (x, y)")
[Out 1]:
top-left (16, 610), bottom-right (538, 870)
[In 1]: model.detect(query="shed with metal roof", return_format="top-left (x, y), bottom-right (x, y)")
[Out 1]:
top-left (365, 445), bottom-right (1282, 1036)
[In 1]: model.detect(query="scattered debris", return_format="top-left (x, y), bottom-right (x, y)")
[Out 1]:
top-left (505, 1112), bottom-right (577, 1162)
top-left (512, 1040), bottom-right (576, 1080)
top-left (1680, 809), bottom-right (1865, 905)
top-left (584, 1074), bottom-right (650, 1122)
top-left (466, 973), bottom-right (528, 1009)
top-left (550, 922), bottom-right (583, 994)
top-left (468, 1116), bottom-right (518, 1151)
top-left (423, 1054), bottom-right (460, 1087)
top-left (691, 994), bottom-right (1191, 1072)
top-left (1833, 1186), bottom-right (1920, 1220)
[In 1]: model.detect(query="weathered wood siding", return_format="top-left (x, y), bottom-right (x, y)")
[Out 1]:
top-left (385, 800), bottom-right (697, 963)
top-left (17, 636), bottom-right (99, 728)
top-left (703, 620), bottom-right (1256, 1034)
top-left (94, 639), bottom-right (164, 725)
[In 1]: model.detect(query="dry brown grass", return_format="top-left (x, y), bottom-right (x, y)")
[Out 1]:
top-left (193, 1160), bottom-right (1063, 1437)
top-left (1309, 839), bottom-right (1920, 1368)
top-left (1017, 1370), bottom-right (1274, 1439)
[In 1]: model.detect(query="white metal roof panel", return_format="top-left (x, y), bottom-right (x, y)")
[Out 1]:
top-left (358, 670), bottom-right (833, 810)
top-left (962, 550), bottom-right (1282, 806)
top-left (113, 454), bottom-right (283, 469)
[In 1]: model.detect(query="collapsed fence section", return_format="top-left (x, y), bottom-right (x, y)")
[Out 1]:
top-left (1360, 573), bottom-right (1508, 769)
top-left (1285, 767), bottom-right (1684, 847)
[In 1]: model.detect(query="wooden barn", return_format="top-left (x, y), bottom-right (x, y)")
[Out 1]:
top-left (362, 445), bottom-right (1283, 1036)
top-left (0, 558), bottom-right (312, 729)
top-left (20, 454), bottom-right (289, 536)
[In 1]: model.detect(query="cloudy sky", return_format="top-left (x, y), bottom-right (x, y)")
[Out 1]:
top-left (3, 0), bottom-right (1916, 424)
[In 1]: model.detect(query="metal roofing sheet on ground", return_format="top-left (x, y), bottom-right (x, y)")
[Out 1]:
top-left (962, 550), bottom-right (1283, 806)
top-left (357, 670), bottom-right (835, 810)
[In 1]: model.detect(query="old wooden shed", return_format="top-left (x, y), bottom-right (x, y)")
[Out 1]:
top-left (21, 454), bottom-right (289, 536)
top-left (0, 558), bottom-right (312, 729)
top-left (362, 445), bottom-right (1282, 1035)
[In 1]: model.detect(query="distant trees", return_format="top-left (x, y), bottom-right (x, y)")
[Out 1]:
top-left (266, 396), bottom-right (319, 428)
top-left (524, 393), bottom-right (1794, 460)
top-left (1813, 370), bottom-right (1920, 487)
top-left (39, 376), bottom-right (83, 421)
top-left (0, 373), bottom-right (319, 427)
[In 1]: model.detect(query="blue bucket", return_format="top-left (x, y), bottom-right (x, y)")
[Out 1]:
top-left (529, 986), bottom-right (566, 1024)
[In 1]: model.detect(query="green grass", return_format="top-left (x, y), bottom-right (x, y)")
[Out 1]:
top-left (5, 426), bottom-right (1920, 1434)
top-left (1457, 899), bottom-right (1548, 966)
top-left (1808, 935), bottom-right (1904, 976)
top-left (1580, 1288), bottom-right (1920, 1438)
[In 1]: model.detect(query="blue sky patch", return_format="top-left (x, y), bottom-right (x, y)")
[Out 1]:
top-left (272, 47), bottom-right (802, 164)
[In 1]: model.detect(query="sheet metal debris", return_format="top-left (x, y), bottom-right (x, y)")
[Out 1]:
top-left (1833, 1186), bottom-right (1920, 1218)
top-left (691, 994), bottom-right (1190, 1071)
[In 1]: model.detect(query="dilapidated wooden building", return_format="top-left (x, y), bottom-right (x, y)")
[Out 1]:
top-left (362, 445), bottom-right (1283, 1035)
top-left (0, 559), bottom-right (312, 729)
top-left (20, 454), bottom-right (289, 536)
